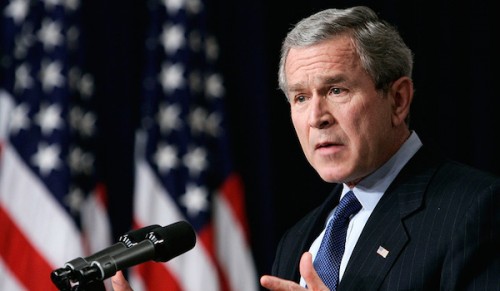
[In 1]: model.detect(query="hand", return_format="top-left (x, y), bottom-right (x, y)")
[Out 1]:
top-left (110, 271), bottom-right (134, 291)
top-left (260, 252), bottom-right (329, 291)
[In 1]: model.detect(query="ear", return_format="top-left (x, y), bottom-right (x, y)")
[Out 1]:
top-left (389, 76), bottom-right (414, 126)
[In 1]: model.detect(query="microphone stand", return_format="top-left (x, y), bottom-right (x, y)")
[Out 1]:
top-left (51, 269), bottom-right (106, 291)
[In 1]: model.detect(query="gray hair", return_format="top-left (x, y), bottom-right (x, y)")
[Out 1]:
top-left (278, 6), bottom-right (414, 98)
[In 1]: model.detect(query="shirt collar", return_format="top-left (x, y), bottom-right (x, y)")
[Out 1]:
top-left (342, 131), bottom-right (423, 210)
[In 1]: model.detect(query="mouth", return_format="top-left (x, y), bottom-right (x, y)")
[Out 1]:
top-left (315, 141), bottom-right (338, 150)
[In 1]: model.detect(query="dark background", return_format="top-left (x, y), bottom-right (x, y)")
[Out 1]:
top-left (81, 0), bottom-right (499, 283)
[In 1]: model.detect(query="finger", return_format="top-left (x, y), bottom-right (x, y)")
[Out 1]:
top-left (299, 252), bottom-right (329, 291)
top-left (111, 271), bottom-right (134, 291)
top-left (260, 275), bottom-right (305, 291)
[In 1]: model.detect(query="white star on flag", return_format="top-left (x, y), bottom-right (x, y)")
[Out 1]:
top-left (31, 142), bottom-right (62, 176)
top-left (183, 146), bottom-right (207, 176)
top-left (130, 0), bottom-right (258, 289)
top-left (4, 0), bottom-right (29, 24)
top-left (14, 63), bottom-right (33, 92)
top-left (159, 62), bottom-right (184, 93)
top-left (179, 183), bottom-right (209, 217)
top-left (157, 102), bottom-right (182, 133)
top-left (34, 103), bottom-right (63, 135)
top-left (37, 19), bottom-right (63, 50)
top-left (40, 60), bottom-right (65, 92)
top-left (154, 143), bottom-right (179, 173)
top-left (9, 103), bottom-right (30, 134)
top-left (0, 1), bottom-right (112, 289)
top-left (161, 23), bottom-right (185, 54)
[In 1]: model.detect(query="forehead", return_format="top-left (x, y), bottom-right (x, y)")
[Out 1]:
top-left (285, 36), bottom-right (361, 88)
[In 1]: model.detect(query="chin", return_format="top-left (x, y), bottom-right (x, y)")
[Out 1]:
top-left (317, 172), bottom-right (344, 184)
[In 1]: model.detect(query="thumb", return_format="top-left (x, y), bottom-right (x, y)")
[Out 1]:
top-left (299, 252), bottom-right (329, 291)
top-left (111, 270), bottom-right (134, 291)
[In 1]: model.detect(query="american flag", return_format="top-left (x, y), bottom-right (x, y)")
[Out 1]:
top-left (129, 0), bottom-right (258, 290)
top-left (0, 1), bottom-right (112, 290)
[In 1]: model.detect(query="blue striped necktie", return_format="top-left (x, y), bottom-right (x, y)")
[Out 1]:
top-left (313, 191), bottom-right (362, 290)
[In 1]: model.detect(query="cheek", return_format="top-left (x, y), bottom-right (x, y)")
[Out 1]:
top-left (352, 101), bottom-right (393, 151)
top-left (353, 98), bottom-right (388, 129)
top-left (342, 103), bottom-right (379, 149)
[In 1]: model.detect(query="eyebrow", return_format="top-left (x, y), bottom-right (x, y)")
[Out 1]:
top-left (287, 75), bottom-right (348, 93)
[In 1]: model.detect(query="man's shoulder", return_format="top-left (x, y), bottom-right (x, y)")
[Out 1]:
top-left (409, 145), bottom-right (499, 185)
top-left (433, 159), bottom-right (500, 192)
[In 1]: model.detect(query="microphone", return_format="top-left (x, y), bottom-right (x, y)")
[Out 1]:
top-left (76, 220), bottom-right (196, 285)
top-left (50, 224), bottom-right (161, 290)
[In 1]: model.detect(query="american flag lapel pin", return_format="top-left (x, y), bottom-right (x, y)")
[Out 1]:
top-left (377, 246), bottom-right (389, 258)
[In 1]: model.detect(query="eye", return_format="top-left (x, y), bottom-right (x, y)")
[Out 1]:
top-left (328, 87), bottom-right (342, 95)
top-left (294, 94), bottom-right (307, 104)
top-left (327, 87), bottom-right (350, 103)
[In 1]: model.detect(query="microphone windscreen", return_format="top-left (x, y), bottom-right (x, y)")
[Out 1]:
top-left (152, 221), bottom-right (196, 262)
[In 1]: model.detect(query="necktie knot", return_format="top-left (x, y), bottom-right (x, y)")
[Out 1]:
top-left (335, 191), bottom-right (362, 221)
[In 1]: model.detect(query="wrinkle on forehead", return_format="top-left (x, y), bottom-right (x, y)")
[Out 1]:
top-left (285, 36), bottom-right (361, 92)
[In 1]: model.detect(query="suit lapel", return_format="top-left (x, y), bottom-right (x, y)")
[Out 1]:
top-left (339, 147), bottom-right (442, 290)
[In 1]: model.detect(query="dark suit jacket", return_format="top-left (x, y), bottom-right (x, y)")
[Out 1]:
top-left (271, 146), bottom-right (500, 290)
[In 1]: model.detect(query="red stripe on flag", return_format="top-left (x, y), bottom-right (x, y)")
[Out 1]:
top-left (220, 173), bottom-right (251, 241)
top-left (0, 205), bottom-right (57, 291)
top-left (95, 182), bottom-right (108, 208)
top-left (198, 223), bottom-right (230, 291)
top-left (136, 261), bottom-right (182, 291)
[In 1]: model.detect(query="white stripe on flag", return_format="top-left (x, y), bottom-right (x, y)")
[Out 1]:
top-left (80, 188), bottom-right (112, 254)
top-left (128, 271), bottom-right (146, 291)
top-left (0, 144), bottom-right (83, 267)
top-left (133, 159), bottom-right (220, 291)
top-left (0, 258), bottom-right (25, 291)
top-left (0, 90), bottom-right (13, 140)
top-left (214, 193), bottom-right (259, 291)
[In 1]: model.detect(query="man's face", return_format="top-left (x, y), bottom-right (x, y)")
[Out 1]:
top-left (285, 35), bottom-right (401, 184)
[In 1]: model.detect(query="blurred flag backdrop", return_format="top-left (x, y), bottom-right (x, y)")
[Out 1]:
top-left (0, 0), bottom-right (258, 290)
top-left (129, 0), bottom-right (258, 290)
top-left (0, 0), bottom-right (112, 290)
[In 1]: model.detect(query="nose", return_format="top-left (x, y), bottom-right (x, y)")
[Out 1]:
top-left (308, 96), bottom-right (333, 129)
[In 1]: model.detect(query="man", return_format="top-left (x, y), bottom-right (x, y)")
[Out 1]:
top-left (260, 5), bottom-right (499, 291)
top-left (112, 6), bottom-right (499, 291)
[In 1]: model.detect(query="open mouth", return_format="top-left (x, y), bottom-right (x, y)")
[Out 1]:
top-left (315, 142), bottom-right (336, 149)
